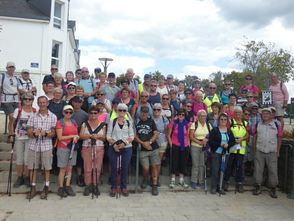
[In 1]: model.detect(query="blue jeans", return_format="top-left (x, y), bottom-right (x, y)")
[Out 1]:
top-left (224, 153), bottom-right (244, 183)
top-left (108, 145), bottom-right (132, 189)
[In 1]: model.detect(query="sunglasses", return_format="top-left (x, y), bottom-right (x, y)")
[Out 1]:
top-left (23, 98), bottom-right (33, 101)
top-left (177, 113), bottom-right (185, 116)
top-left (68, 87), bottom-right (75, 90)
top-left (186, 105), bottom-right (192, 108)
top-left (251, 107), bottom-right (258, 110)
top-left (112, 102), bottom-right (119, 105)
top-left (219, 118), bottom-right (227, 121)
top-left (64, 111), bottom-right (73, 114)
top-left (247, 96), bottom-right (253, 98)
top-left (225, 84), bottom-right (231, 86)
top-left (209, 87), bottom-right (216, 90)
top-left (76, 72), bottom-right (82, 75)
top-left (10, 79), bottom-right (13, 85)
top-left (89, 112), bottom-right (98, 115)
top-left (82, 71), bottom-right (89, 73)
top-left (153, 109), bottom-right (161, 111)
top-left (162, 98), bottom-right (169, 100)
top-left (185, 93), bottom-right (191, 95)
top-left (97, 94), bottom-right (104, 96)
top-left (118, 109), bottom-right (126, 112)
top-left (150, 85), bottom-right (157, 87)
top-left (51, 68), bottom-right (58, 71)
top-left (244, 113), bottom-right (251, 116)
top-left (246, 78), bottom-right (252, 80)
top-left (141, 95), bottom-right (148, 98)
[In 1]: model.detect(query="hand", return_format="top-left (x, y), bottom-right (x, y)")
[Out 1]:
top-left (118, 142), bottom-right (125, 149)
top-left (283, 104), bottom-right (287, 109)
top-left (91, 134), bottom-right (99, 140)
top-left (84, 93), bottom-right (89, 98)
top-left (277, 151), bottom-right (280, 157)
top-left (9, 134), bottom-right (15, 143)
top-left (73, 136), bottom-right (79, 143)
top-left (113, 144), bottom-right (120, 152)
top-left (35, 130), bottom-right (41, 136)
top-left (40, 130), bottom-right (46, 136)
top-left (235, 138), bottom-right (241, 144)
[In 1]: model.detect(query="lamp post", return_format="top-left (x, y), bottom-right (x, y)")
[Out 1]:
top-left (99, 57), bottom-right (113, 74)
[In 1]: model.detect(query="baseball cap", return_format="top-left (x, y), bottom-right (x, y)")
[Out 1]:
top-left (71, 96), bottom-right (83, 102)
top-left (242, 88), bottom-right (248, 92)
top-left (262, 108), bottom-right (272, 113)
top-left (6, 62), bottom-right (15, 67)
top-left (167, 74), bottom-right (173, 79)
top-left (68, 82), bottom-right (76, 87)
top-left (96, 100), bottom-right (104, 105)
top-left (112, 98), bottom-right (121, 104)
top-left (140, 106), bottom-right (149, 112)
top-left (22, 69), bottom-right (30, 73)
top-left (269, 106), bottom-right (276, 112)
top-left (94, 67), bottom-right (101, 73)
top-left (144, 74), bottom-right (151, 78)
top-left (250, 103), bottom-right (259, 107)
top-left (108, 72), bottom-right (115, 78)
top-left (63, 105), bottom-right (74, 111)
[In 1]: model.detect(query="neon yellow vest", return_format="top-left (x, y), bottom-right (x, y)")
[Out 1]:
top-left (109, 110), bottom-right (130, 121)
top-left (202, 93), bottom-right (220, 113)
top-left (229, 119), bottom-right (248, 154)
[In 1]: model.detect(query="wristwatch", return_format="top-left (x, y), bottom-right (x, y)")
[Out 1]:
top-left (149, 141), bottom-right (152, 145)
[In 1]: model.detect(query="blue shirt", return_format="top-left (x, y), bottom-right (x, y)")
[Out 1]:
top-left (75, 78), bottom-right (96, 103)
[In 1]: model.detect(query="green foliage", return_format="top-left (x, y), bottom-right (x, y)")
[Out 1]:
top-left (150, 71), bottom-right (162, 81)
top-left (223, 70), bottom-right (246, 92)
top-left (115, 73), bottom-right (141, 87)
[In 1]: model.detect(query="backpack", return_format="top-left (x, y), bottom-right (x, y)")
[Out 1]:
top-left (18, 78), bottom-right (33, 90)
top-left (55, 118), bottom-right (79, 150)
top-left (1, 73), bottom-right (18, 101)
top-left (193, 121), bottom-right (211, 134)
top-left (14, 106), bottom-right (37, 131)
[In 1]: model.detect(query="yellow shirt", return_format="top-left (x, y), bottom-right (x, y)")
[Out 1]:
top-left (190, 121), bottom-right (212, 147)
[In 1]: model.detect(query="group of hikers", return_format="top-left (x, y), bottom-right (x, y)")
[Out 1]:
top-left (1, 61), bottom-right (288, 199)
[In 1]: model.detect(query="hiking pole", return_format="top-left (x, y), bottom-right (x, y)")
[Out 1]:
top-left (29, 132), bottom-right (39, 202)
top-left (94, 139), bottom-right (98, 198)
top-left (41, 133), bottom-right (47, 200)
top-left (235, 149), bottom-right (240, 194)
top-left (91, 138), bottom-right (95, 200)
top-left (116, 153), bottom-right (122, 199)
top-left (219, 148), bottom-right (226, 197)
top-left (64, 139), bottom-right (75, 187)
top-left (203, 147), bottom-right (207, 194)
top-left (6, 135), bottom-right (15, 196)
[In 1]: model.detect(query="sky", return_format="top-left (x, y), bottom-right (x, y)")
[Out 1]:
top-left (69, 0), bottom-right (294, 97)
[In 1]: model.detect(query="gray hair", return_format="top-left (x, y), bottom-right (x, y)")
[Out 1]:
top-left (153, 103), bottom-right (162, 109)
top-left (141, 91), bottom-right (149, 96)
top-left (150, 80), bottom-right (158, 85)
top-left (54, 72), bottom-right (63, 78)
top-left (97, 88), bottom-right (106, 95)
top-left (195, 91), bottom-right (203, 97)
top-left (197, 109), bottom-right (207, 116)
top-left (234, 106), bottom-right (243, 112)
top-left (246, 91), bottom-right (253, 96)
top-left (117, 103), bottom-right (128, 111)
top-left (270, 72), bottom-right (278, 78)
top-left (127, 68), bottom-right (133, 72)
top-left (158, 75), bottom-right (166, 80)
top-left (21, 92), bottom-right (34, 100)
top-left (53, 87), bottom-right (62, 93)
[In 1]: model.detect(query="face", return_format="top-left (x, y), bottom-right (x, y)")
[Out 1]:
top-left (140, 93), bottom-right (149, 102)
top-left (54, 76), bottom-right (62, 84)
top-left (177, 112), bottom-right (185, 121)
top-left (185, 91), bottom-right (192, 98)
top-left (194, 81), bottom-right (201, 88)
top-left (47, 84), bottom-right (54, 92)
top-left (140, 111), bottom-right (149, 120)
top-left (63, 109), bottom-right (73, 118)
top-left (270, 75), bottom-right (278, 83)
top-left (234, 109), bottom-right (242, 119)
top-left (212, 105), bottom-right (219, 114)
top-left (169, 92), bottom-right (176, 99)
top-left (245, 76), bottom-right (252, 83)
top-left (224, 81), bottom-right (231, 89)
top-left (229, 96), bottom-right (237, 104)
top-left (243, 111), bottom-right (251, 121)
top-left (22, 96), bottom-right (33, 105)
top-left (209, 84), bottom-right (217, 94)
top-left (198, 112), bottom-right (206, 123)
top-left (219, 116), bottom-right (228, 126)
top-left (158, 78), bottom-right (165, 85)
top-left (108, 76), bottom-right (115, 84)
top-left (6, 66), bottom-right (16, 75)
top-left (121, 82), bottom-right (129, 88)
top-left (51, 65), bottom-right (58, 74)
top-left (118, 108), bottom-right (127, 116)
top-left (37, 97), bottom-right (49, 110)
top-left (112, 101), bottom-right (119, 109)
top-left (121, 90), bottom-right (129, 98)
top-left (96, 92), bottom-right (105, 99)
top-left (178, 83), bottom-right (184, 90)
top-left (185, 103), bottom-right (193, 111)
top-left (261, 111), bottom-right (271, 121)
top-left (246, 95), bottom-right (253, 102)
top-left (99, 74), bottom-right (106, 82)
top-left (72, 101), bottom-right (83, 109)
top-left (241, 91), bottom-right (247, 98)
top-left (21, 72), bottom-right (30, 80)
top-left (76, 90), bottom-right (84, 96)
top-left (89, 110), bottom-right (98, 119)
top-left (53, 89), bottom-right (63, 100)
top-left (127, 70), bottom-right (134, 79)
top-left (67, 85), bottom-right (76, 93)
top-left (196, 94), bottom-right (202, 102)
top-left (162, 96), bottom-right (169, 103)
top-left (76, 70), bottom-right (82, 78)
top-left (81, 68), bottom-right (89, 78)
top-left (97, 104), bottom-right (104, 110)
top-left (144, 77), bottom-right (151, 84)
top-left (153, 107), bottom-right (162, 116)
top-left (66, 73), bottom-right (73, 81)
top-left (150, 83), bottom-right (157, 91)
top-left (251, 106), bottom-right (258, 114)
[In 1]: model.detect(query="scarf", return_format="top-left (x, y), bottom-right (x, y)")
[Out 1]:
top-left (174, 119), bottom-right (189, 151)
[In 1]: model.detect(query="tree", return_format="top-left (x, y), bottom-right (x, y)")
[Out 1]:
top-left (115, 73), bottom-right (141, 87)
top-left (235, 38), bottom-right (294, 89)
top-left (209, 71), bottom-right (229, 91)
top-left (150, 71), bottom-right (162, 81)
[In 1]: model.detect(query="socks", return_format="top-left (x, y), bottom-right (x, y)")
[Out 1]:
top-left (179, 178), bottom-right (183, 183)
top-left (44, 181), bottom-right (50, 186)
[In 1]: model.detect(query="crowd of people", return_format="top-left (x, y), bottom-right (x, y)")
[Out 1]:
top-left (0, 61), bottom-right (289, 199)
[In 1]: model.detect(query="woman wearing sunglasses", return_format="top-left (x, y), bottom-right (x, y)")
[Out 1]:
top-left (62, 82), bottom-right (76, 104)
top-left (161, 94), bottom-right (174, 122)
top-left (241, 91), bottom-right (260, 110)
top-left (91, 89), bottom-right (111, 113)
top-left (56, 105), bottom-right (79, 198)
top-left (219, 80), bottom-right (236, 105)
top-left (79, 106), bottom-right (106, 197)
top-left (182, 100), bottom-right (196, 123)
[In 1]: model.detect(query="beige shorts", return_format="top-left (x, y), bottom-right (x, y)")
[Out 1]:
top-left (27, 149), bottom-right (53, 170)
top-left (158, 141), bottom-right (168, 153)
top-left (139, 149), bottom-right (160, 168)
top-left (15, 139), bottom-right (29, 165)
top-left (272, 100), bottom-right (285, 117)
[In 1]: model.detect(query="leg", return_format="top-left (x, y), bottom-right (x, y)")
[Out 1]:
top-left (108, 145), bottom-right (118, 189)
top-left (190, 146), bottom-right (200, 184)
top-left (276, 116), bottom-right (284, 130)
top-left (210, 152), bottom-right (221, 190)
top-left (224, 153), bottom-right (235, 182)
top-left (254, 151), bottom-right (265, 185)
top-left (58, 168), bottom-right (66, 187)
top-left (121, 147), bottom-right (132, 189)
top-left (81, 146), bottom-right (92, 186)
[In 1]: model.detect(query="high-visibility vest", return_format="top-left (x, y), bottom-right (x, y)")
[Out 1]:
top-left (229, 119), bottom-right (248, 154)
top-left (109, 110), bottom-right (130, 121)
top-left (202, 93), bottom-right (220, 113)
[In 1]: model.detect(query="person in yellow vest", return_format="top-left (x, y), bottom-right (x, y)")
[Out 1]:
top-left (202, 83), bottom-right (220, 113)
top-left (223, 106), bottom-right (249, 193)
top-left (138, 74), bottom-right (151, 95)
top-left (106, 98), bottom-right (132, 124)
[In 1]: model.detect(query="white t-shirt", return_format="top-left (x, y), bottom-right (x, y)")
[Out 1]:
top-left (18, 77), bottom-right (35, 91)
top-left (0, 73), bottom-right (19, 102)
top-left (13, 108), bottom-right (34, 140)
top-left (156, 86), bottom-right (169, 95)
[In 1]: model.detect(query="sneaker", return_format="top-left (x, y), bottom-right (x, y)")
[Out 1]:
top-left (270, 187), bottom-right (277, 198)
top-left (236, 184), bottom-right (244, 193)
top-left (169, 181), bottom-right (175, 188)
top-left (110, 188), bottom-right (116, 197)
top-left (65, 186), bottom-right (76, 197)
top-left (253, 185), bottom-right (262, 196)
top-left (83, 185), bottom-right (91, 196)
top-left (13, 176), bottom-right (24, 188)
top-left (191, 182), bottom-right (197, 189)
top-left (93, 185), bottom-right (100, 196)
top-left (223, 181), bottom-right (229, 191)
top-left (200, 183), bottom-right (205, 189)
top-left (141, 179), bottom-right (148, 189)
top-left (121, 189), bottom-right (129, 197)
top-left (210, 189), bottom-right (216, 194)
top-left (219, 189), bottom-right (226, 195)
top-left (23, 177), bottom-right (30, 187)
top-left (178, 180), bottom-right (189, 188)
top-left (57, 187), bottom-right (68, 198)
top-left (152, 186), bottom-right (158, 196)
top-left (77, 175), bottom-right (85, 187)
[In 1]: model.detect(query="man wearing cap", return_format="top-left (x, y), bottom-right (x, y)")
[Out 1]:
top-left (18, 69), bottom-right (37, 96)
top-left (134, 106), bottom-right (160, 196)
top-left (101, 72), bottom-right (120, 102)
top-left (26, 96), bottom-right (57, 199)
top-left (42, 65), bottom-right (59, 93)
top-left (75, 67), bottom-right (97, 108)
top-left (249, 103), bottom-right (261, 132)
top-left (269, 106), bottom-right (282, 126)
top-left (252, 108), bottom-right (282, 198)
top-left (138, 74), bottom-right (151, 95)
top-left (202, 83), bottom-right (220, 113)
top-left (166, 74), bottom-right (179, 91)
top-left (0, 61), bottom-right (21, 136)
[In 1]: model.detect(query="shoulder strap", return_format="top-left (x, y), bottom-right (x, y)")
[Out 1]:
top-left (1, 73), bottom-right (4, 91)
top-left (107, 84), bottom-right (115, 95)
top-left (60, 118), bottom-right (65, 128)
top-left (242, 119), bottom-right (246, 128)
top-left (274, 121), bottom-right (278, 130)
top-left (206, 121), bottom-right (211, 133)
top-left (230, 119), bottom-right (234, 128)
top-left (112, 118), bottom-right (117, 130)
top-left (171, 121), bottom-right (177, 137)
top-left (252, 84), bottom-right (254, 90)
top-left (195, 121), bottom-right (198, 130)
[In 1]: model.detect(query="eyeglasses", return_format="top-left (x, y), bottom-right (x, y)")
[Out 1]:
top-left (251, 107), bottom-right (258, 110)
top-left (76, 72), bottom-right (82, 75)
top-left (162, 98), bottom-right (169, 100)
top-left (186, 105), bottom-right (192, 108)
top-left (244, 113), bottom-right (251, 116)
top-left (225, 84), bottom-right (231, 86)
top-left (185, 93), bottom-right (191, 95)
top-left (246, 78), bottom-right (252, 80)
top-left (64, 111), bottom-right (73, 114)
top-left (150, 85), bottom-right (157, 87)
top-left (89, 112), bottom-right (98, 115)
top-left (262, 113), bottom-right (271, 115)
top-left (153, 109), bottom-right (161, 111)
top-left (198, 115), bottom-right (206, 117)
top-left (177, 113), bottom-right (185, 116)
top-left (247, 96), bottom-right (253, 98)
top-left (82, 71), bottom-right (89, 73)
top-left (112, 102), bottom-right (119, 105)
top-left (118, 109), bottom-right (126, 112)
top-left (219, 118), bottom-right (228, 121)
top-left (234, 112), bottom-right (242, 114)
top-left (23, 98), bottom-right (33, 101)
top-left (10, 79), bottom-right (13, 85)
top-left (141, 95), bottom-right (148, 98)
top-left (209, 87), bottom-right (216, 90)
top-left (51, 68), bottom-right (58, 71)
top-left (97, 94), bottom-right (104, 96)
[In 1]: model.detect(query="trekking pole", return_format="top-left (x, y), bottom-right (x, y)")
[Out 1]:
top-left (29, 132), bottom-right (39, 202)
top-left (94, 139), bottom-right (98, 198)
top-left (203, 147), bottom-right (207, 194)
top-left (116, 153), bottom-right (122, 199)
top-left (64, 139), bottom-right (75, 186)
top-left (6, 135), bottom-right (15, 196)
top-left (219, 148), bottom-right (226, 197)
top-left (41, 133), bottom-right (47, 200)
top-left (235, 149), bottom-right (240, 194)
top-left (91, 138), bottom-right (95, 200)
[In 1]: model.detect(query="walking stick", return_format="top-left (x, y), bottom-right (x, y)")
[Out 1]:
top-left (41, 134), bottom-right (47, 200)
top-left (235, 149), bottom-right (240, 194)
top-left (203, 149), bottom-right (207, 194)
top-left (94, 139), bottom-right (98, 198)
top-left (116, 153), bottom-right (122, 199)
top-left (6, 135), bottom-right (15, 196)
top-left (64, 140), bottom-right (75, 186)
top-left (91, 138), bottom-right (95, 199)
top-left (29, 132), bottom-right (39, 202)
top-left (219, 148), bottom-right (226, 197)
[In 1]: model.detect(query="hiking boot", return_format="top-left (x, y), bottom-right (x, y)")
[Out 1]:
top-left (169, 181), bottom-right (175, 188)
top-left (65, 186), bottom-right (76, 197)
top-left (219, 189), bottom-right (226, 195)
top-left (191, 182), bottom-right (197, 189)
top-left (23, 177), bottom-right (30, 187)
top-left (26, 186), bottom-right (37, 199)
top-left (57, 187), bottom-right (68, 198)
top-left (93, 185), bottom-right (100, 196)
top-left (110, 188), bottom-right (116, 197)
top-left (270, 187), bottom-right (277, 198)
top-left (121, 189), bottom-right (129, 197)
top-left (223, 181), bottom-right (229, 191)
top-left (152, 185), bottom-right (158, 196)
top-left (236, 184), bottom-right (244, 193)
top-left (77, 175), bottom-right (85, 187)
top-left (141, 179), bottom-right (148, 189)
top-left (150, 177), bottom-right (161, 187)
top-left (210, 189), bottom-right (216, 194)
top-left (40, 186), bottom-right (48, 200)
top-left (83, 185), bottom-right (91, 196)
top-left (13, 176), bottom-right (24, 188)
top-left (253, 185), bottom-right (262, 196)
top-left (178, 180), bottom-right (189, 188)
top-left (200, 183), bottom-right (205, 189)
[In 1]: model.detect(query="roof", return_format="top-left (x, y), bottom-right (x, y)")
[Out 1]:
top-left (0, 0), bottom-right (51, 21)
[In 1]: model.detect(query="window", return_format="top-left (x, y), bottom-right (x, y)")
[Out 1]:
top-left (54, 2), bottom-right (62, 29)
top-left (52, 42), bottom-right (61, 66)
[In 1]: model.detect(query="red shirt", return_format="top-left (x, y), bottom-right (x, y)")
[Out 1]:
top-left (56, 120), bottom-right (78, 149)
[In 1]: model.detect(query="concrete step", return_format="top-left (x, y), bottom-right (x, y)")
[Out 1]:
top-left (0, 160), bottom-right (17, 171)
top-left (0, 142), bottom-right (12, 151)
top-left (0, 150), bottom-right (16, 160)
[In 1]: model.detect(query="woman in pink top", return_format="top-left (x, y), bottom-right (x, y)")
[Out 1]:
top-left (221, 93), bottom-right (238, 119)
top-left (269, 73), bottom-right (289, 129)
top-left (193, 91), bottom-right (207, 116)
top-left (239, 74), bottom-right (259, 102)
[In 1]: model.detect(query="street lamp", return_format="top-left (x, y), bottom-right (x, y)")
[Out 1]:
top-left (99, 57), bottom-right (113, 74)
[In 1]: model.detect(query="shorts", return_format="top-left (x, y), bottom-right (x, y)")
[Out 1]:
top-left (57, 147), bottom-right (77, 168)
top-left (272, 101), bottom-right (284, 117)
top-left (27, 149), bottom-right (53, 170)
top-left (243, 136), bottom-right (254, 163)
top-left (139, 149), bottom-right (160, 168)
top-left (158, 141), bottom-right (168, 153)
top-left (15, 139), bottom-right (29, 165)
top-left (2, 102), bottom-right (18, 115)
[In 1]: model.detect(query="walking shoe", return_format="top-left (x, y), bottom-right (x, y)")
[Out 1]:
top-left (77, 175), bottom-right (85, 187)
top-left (178, 180), bottom-right (189, 188)
top-left (253, 185), bottom-right (262, 196)
top-left (200, 183), bottom-right (205, 189)
top-left (13, 176), bottom-right (24, 188)
top-left (210, 189), bottom-right (216, 194)
top-left (57, 187), bottom-right (68, 198)
top-left (236, 184), bottom-right (244, 193)
top-left (40, 186), bottom-right (48, 200)
top-left (121, 189), bottom-right (129, 197)
top-left (219, 189), bottom-right (226, 195)
top-left (83, 185), bottom-right (91, 196)
top-left (26, 186), bottom-right (37, 199)
top-left (191, 182), bottom-right (197, 189)
top-left (270, 187), bottom-right (277, 198)
top-left (152, 185), bottom-right (158, 196)
top-left (223, 181), bottom-right (229, 191)
top-left (110, 188), bottom-right (116, 197)
top-left (150, 177), bottom-right (161, 187)
top-left (65, 186), bottom-right (76, 197)
top-left (169, 181), bottom-right (175, 188)
top-left (93, 185), bottom-right (100, 196)
top-left (23, 177), bottom-right (30, 187)
top-left (141, 179), bottom-right (148, 189)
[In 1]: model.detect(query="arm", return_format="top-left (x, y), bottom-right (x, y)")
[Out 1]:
top-left (56, 128), bottom-right (77, 141)
top-left (253, 134), bottom-right (257, 154)
top-left (17, 90), bottom-right (21, 107)
top-left (282, 83), bottom-right (289, 108)
top-left (166, 127), bottom-right (172, 147)
top-left (277, 136), bottom-right (282, 157)
top-left (42, 84), bottom-right (47, 93)
top-left (79, 124), bottom-right (92, 140)
top-left (131, 104), bottom-right (136, 120)
top-left (27, 127), bottom-right (34, 139)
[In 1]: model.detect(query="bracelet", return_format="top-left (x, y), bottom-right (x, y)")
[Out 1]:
top-left (125, 140), bottom-right (129, 145)
top-left (33, 132), bottom-right (36, 137)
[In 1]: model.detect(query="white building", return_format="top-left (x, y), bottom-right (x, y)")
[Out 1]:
top-left (0, 0), bottom-right (80, 96)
